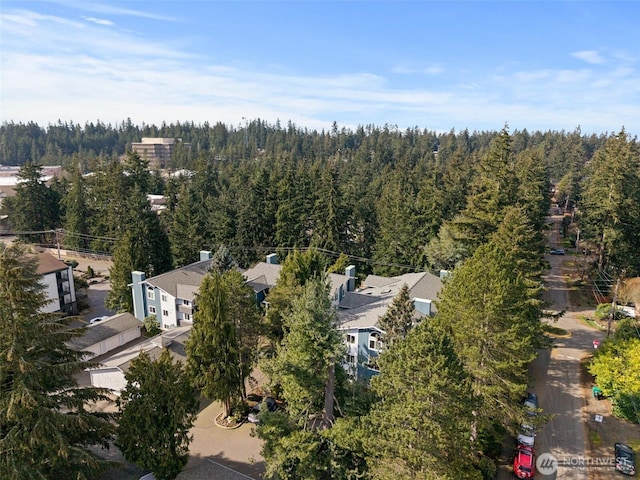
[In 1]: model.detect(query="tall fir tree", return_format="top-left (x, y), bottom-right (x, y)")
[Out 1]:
top-left (377, 283), bottom-right (416, 346)
top-left (116, 349), bottom-right (199, 480)
top-left (366, 323), bottom-right (481, 480)
top-left (186, 271), bottom-right (242, 418)
top-left (0, 243), bottom-right (115, 479)
top-left (434, 242), bottom-right (541, 434)
top-left (261, 278), bottom-right (344, 423)
top-left (62, 165), bottom-right (90, 251)
top-left (452, 127), bottom-right (519, 255)
top-left (106, 187), bottom-right (173, 312)
top-left (580, 129), bottom-right (640, 274)
top-left (6, 164), bottom-right (61, 243)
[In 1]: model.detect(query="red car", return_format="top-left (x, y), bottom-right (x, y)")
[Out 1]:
top-left (514, 444), bottom-right (536, 479)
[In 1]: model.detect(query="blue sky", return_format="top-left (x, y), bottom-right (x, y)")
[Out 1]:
top-left (1, 1), bottom-right (638, 135)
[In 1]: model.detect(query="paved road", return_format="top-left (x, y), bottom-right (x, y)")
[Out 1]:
top-left (498, 215), bottom-right (605, 479)
top-left (531, 217), bottom-right (605, 479)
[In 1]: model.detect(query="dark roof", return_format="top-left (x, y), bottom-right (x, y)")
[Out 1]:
top-left (69, 313), bottom-right (141, 350)
top-left (35, 252), bottom-right (68, 275)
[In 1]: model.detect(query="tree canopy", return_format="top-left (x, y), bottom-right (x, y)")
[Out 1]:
top-left (117, 349), bottom-right (199, 480)
top-left (0, 243), bottom-right (115, 479)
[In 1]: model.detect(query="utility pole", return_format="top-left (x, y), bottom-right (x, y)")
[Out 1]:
top-left (54, 228), bottom-right (62, 260)
top-left (607, 275), bottom-right (623, 338)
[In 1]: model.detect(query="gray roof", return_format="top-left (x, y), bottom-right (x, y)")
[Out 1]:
top-left (98, 326), bottom-right (192, 372)
top-left (144, 259), bottom-right (213, 299)
top-left (69, 313), bottom-right (141, 350)
top-left (337, 271), bottom-right (442, 330)
top-left (242, 262), bottom-right (282, 289)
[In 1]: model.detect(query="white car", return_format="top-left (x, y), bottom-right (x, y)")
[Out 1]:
top-left (517, 424), bottom-right (535, 446)
top-left (89, 316), bottom-right (109, 325)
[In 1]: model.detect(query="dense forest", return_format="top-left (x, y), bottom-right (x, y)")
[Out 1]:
top-left (4, 120), bottom-right (635, 279)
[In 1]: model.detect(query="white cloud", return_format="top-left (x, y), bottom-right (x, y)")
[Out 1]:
top-left (52, 0), bottom-right (179, 22)
top-left (392, 64), bottom-right (444, 76)
top-left (572, 50), bottom-right (605, 64)
top-left (83, 16), bottom-right (114, 27)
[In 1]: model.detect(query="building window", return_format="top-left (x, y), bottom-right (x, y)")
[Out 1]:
top-left (162, 310), bottom-right (169, 317)
top-left (369, 332), bottom-right (382, 351)
top-left (147, 288), bottom-right (155, 300)
top-left (161, 294), bottom-right (167, 302)
top-left (347, 354), bottom-right (356, 364)
top-left (184, 313), bottom-right (192, 321)
top-left (149, 306), bottom-right (156, 314)
top-left (183, 299), bottom-right (189, 305)
top-left (346, 334), bottom-right (356, 344)
top-left (365, 356), bottom-right (379, 372)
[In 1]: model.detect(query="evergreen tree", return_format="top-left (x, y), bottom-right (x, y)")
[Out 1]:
top-left (116, 349), bottom-right (199, 480)
top-left (423, 222), bottom-right (468, 272)
top-left (310, 162), bottom-right (348, 253)
top-left (377, 283), bottom-right (415, 346)
top-left (366, 323), bottom-right (480, 479)
top-left (263, 248), bottom-right (327, 344)
top-left (372, 174), bottom-right (419, 276)
top-left (122, 150), bottom-right (151, 193)
top-left (434, 242), bottom-right (541, 434)
top-left (490, 206), bottom-right (546, 306)
top-left (106, 230), bottom-right (137, 312)
top-left (209, 244), bottom-right (238, 273)
top-left (261, 278), bottom-right (344, 423)
top-left (86, 161), bottom-right (130, 252)
top-left (6, 164), bottom-right (61, 243)
top-left (222, 269), bottom-right (261, 399)
top-left (514, 148), bottom-right (551, 234)
top-left (452, 127), bottom-right (519, 255)
top-left (186, 271), bottom-right (242, 418)
top-left (62, 165), bottom-right (90, 251)
top-left (170, 183), bottom-right (208, 267)
top-left (106, 187), bottom-right (174, 311)
top-left (580, 129), bottom-right (640, 274)
top-left (0, 243), bottom-right (115, 479)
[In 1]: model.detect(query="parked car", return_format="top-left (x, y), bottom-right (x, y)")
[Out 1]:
top-left (615, 442), bottom-right (636, 476)
top-left (550, 248), bottom-right (566, 255)
top-left (247, 397), bottom-right (277, 424)
top-left (523, 393), bottom-right (539, 415)
top-left (89, 315), bottom-right (109, 325)
top-left (513, 444), bottom-right (536, 479)
top-left (517, 424), bottom-right (536, 447)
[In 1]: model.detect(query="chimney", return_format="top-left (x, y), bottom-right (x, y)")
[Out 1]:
top-left (345, 265), bottom-right (356, 291)
top-left (413, 298), bottom-right (433, 316)
top-left (131, 271), bottom-right (147, 321)
top-left (266, 253), bottom-right (278, 265)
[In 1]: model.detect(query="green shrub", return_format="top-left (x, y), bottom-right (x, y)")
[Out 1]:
top-left (612, 392), bottom-right (640, 424)
top-left (143, 315), bottom-right (161, 336)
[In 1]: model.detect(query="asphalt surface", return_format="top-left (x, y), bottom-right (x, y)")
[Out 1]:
top-left (497, 215), bottom-right (605, 480)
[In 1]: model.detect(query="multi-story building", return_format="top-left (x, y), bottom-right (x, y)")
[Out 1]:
top-left (130, 137), bottom-right (190, 170)
top-left (35, 252), bottom-right (77, 315)
top-left (130, 251), bottom-right (355, 330)
top-left (337, 271), bottom-right (443, 381)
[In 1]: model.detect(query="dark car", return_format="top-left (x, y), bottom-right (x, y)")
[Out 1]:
top-left (523, 392), bottom-right (538, 415)
top-left (615, 443), bottom-right (636, 476)
top-left (247, 397), bottom-right (277, 424)
top-left (549, 248), bottom-right (566, 255)
top-left (513, 444), bottom-right (535, 479)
